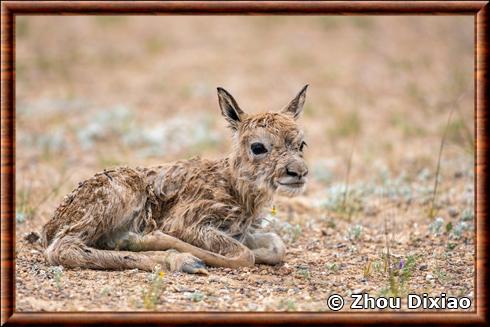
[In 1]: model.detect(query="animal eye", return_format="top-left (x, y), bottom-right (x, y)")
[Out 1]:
top-left (300, 141), bottom-right (307, 151)
top-left (251, 142), bottom-right (268, 155)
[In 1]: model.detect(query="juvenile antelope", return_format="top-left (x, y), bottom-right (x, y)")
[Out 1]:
top-left (42, 86), bottom-right (309, 274)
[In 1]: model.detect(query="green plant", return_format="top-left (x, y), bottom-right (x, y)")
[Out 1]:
top-left (447, 242), bottom-right (457, 251)
top-left (278, 298), bottom-right (297, 311)
top-left (372, 260), bottom-right (382, 273)
top-left (186, 291), bottom-right (205, 302)
top-left (16, 182), bottom-right (34, 224)
top-left (326, 263), bottom-right (338, 272)
top-left (297, 266), bottom-right (311, 280)
top-left (50, 266), bottom-right (63, 290)
top-left (328, 110), bottom-right (361, 139)
top-left (141, 265), bottom-right (166, 310)
top-left (389, 112), bottom-right (426, 138)
top-left (446, 119), bottom-right (473, 151)
top-left (100, 287), bottom-right (111, 296)
top-left (363, 260), bottom-right (372, 278)
top-left (348, 224), bottom-right (363, 241)
top-left (321, 184), bottom-right (365, 221)
top-left (380, 255), bottom-right (417, 297)
top-left (291, 224), bottom-right (302, 243)
top-left (429, 217), bottom-right (445, 235)
top-left (428, 108), bottom-right (454, 219)
top-left (445, 222), bottom-right (453, 234)
top-left (380, 217), bottom-right (417, 297)
top-left (94, 16), bottom-right (127, 27)
top-left (434, 267), bottom-right (448, 284)
top-left (452, 221), bottom-right (471, 239)
top-left (17, 167), bottom-right (69, 225)
top-left (461, 208), bottom-right (474, 221)
top-left (338, 127), bottom-right (360, 221)
top-left (399, 256), bottom-right (416, 285)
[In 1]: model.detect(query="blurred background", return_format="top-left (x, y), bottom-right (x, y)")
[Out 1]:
top-left (15, 16), bottom-right (475, 311)
top-left (15, 16), bottom-right (474, 221)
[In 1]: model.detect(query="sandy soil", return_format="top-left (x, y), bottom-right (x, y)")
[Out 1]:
top-left (15, 16), bottom-right (475, 311)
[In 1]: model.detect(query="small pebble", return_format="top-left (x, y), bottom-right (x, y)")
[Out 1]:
top-left (352, 288), bottom-right (363, 295)
top-left (448, 207), bottom-right (459, 218)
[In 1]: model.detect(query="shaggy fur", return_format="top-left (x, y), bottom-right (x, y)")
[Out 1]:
top-left (42, 86), bottom-right (309, 273)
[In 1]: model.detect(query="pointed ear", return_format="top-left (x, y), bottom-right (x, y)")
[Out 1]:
top-left (281, 85), bottom-right (308, 119)
top-left (217, 87), bottom-right (245, 130)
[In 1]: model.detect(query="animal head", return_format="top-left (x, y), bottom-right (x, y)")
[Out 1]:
top-left (217, 85), bottom-right (309, 197)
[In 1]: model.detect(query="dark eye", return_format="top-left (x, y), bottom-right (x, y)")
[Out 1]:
top-left (300, 141), bottom-right (307, 151)
top-left (251, 142), bottom-right (268, 155)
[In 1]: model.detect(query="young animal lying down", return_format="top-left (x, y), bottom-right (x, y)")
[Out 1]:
top-left (42, 85), bottom-right (309, 274)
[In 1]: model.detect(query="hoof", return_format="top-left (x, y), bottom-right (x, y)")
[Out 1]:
top-left (182, 259), bottom-right (209, 275)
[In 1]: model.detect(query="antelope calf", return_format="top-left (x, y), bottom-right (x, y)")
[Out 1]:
top-left (42, 86), bottom-right (309, 274)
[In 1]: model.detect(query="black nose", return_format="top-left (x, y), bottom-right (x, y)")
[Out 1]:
top-left (286, 167), bottom-right (308, 178)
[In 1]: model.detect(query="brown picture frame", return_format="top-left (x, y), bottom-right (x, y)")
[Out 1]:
top-left (1, 1), bottom-right (488, 325)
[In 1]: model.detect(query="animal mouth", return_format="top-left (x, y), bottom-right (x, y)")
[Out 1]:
top-left (278, 181), bottom-right (305, 188)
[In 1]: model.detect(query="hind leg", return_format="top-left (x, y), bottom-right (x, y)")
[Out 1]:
top-left (118, 230), bottom-right (254, 268)
top-left (43, 168), bottom-right (205, 274)
top-left (45, 235), bottom-right (206, 273)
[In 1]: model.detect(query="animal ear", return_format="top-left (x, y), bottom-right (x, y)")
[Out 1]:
top-left (281, 85), bottom-right (308, 120)
top-left (217, 87), bottom-right (245, 130)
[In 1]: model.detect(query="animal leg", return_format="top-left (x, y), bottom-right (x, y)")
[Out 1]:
top-left (243, 232), bottom-right (286, 265)
top-left (119, 230), bottom-right (254, 269)
top-left (45, 235), bottom-right (206, 273)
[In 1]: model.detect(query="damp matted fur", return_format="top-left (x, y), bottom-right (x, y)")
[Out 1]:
top-left (41, 86), bottom-right (310, 273)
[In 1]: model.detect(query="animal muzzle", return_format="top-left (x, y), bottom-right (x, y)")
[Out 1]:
top-left (285, 159), bottom-right (308, 178)
top-left (277, 160), bottom-right (308, 188)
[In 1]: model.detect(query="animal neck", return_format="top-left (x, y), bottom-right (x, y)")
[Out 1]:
top-left (226, 154), bottom-right (273, 217)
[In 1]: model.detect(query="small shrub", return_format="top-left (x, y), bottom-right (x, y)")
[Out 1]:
top-left (380, 255), bottom-right (417, 297)
top-left (461, 208), bottom-right (474, 221)
top-left (445, 222), bottom-right (453, 234)
top-left (347, 224), bottom-right (363, 241)
top-left (363, 260), bottom-right (372, 278)
top-left (278, 298), bottom-right (297, 311)
top-left (452, 221), bottom-right (470, 239)
top-left (186, 291), bottom-right (205, 302)
top-left (429, 217), bottom-right (445, 235)
top-left (141, 265), bottom-right (166, 310)
top-left (49, 266), bottom-right (63, 290)
top-left (326, 263), bottom-right (338, 272)
top-left (296, 266), bottom-right (311, 280)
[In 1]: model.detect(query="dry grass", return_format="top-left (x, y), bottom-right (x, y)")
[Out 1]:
top-left (15, 16), bottom-right (474, 311)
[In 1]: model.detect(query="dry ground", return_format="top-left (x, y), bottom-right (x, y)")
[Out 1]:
top-left (15, 16), bottom-right (474, 311)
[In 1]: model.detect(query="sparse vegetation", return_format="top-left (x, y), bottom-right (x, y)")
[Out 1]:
top-left (326, 263), bottom-right (338, 273)
top-left (49, 266), bottom-right (63, 290)
top-left (380, 255), bottom-right (417, 298)
top-left (141, 265), bottom-right (166, 310)
top-left (296, 265), bottom-right (311, 280)
top-left (347, 224), bottom-right (363, 241)
top-left (186, 291), bottom-right (205, 303)
top-left (278, 298), bottom-right (297, 311)
top-left (428, 108), bottom-right (455, 219)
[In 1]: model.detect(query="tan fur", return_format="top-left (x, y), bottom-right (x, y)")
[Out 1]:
top-left (42, 86), bottom-right (309, 273)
